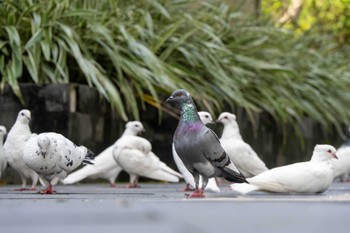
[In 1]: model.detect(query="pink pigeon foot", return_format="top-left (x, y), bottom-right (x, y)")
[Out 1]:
top-left (39, 185), bottom-right (56, 194)
top-left (185, 188), bottom-right (205, 198)
top-left (14, 188), bottom-right (31, 191)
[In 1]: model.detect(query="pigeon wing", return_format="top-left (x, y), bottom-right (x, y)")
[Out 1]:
top-left (224, 140), bottom-right (268, 177)
top-left (116, 148), bottom-right (179, 182)
top-left (199, 128), bottom-right (247, 183)
top-left (63, 146), bottom-right (121, 184)
top-left (248, 162), bottom-right (331, 193)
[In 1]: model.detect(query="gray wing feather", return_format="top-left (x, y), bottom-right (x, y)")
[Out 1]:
top-left (200, 129), bottom-right (230, 168)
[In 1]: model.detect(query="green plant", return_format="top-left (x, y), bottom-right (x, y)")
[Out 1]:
top-left (1, 0), bottom-right (350, 136)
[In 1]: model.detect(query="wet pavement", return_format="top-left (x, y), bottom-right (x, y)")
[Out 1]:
top-left (0, 182), bottom-right (349, 233)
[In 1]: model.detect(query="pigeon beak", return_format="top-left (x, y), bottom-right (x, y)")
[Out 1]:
top-left (166, 96), bottom-right (174, 103)
top-left (42, 151), bottom-right (46, 158)
top-left (332, 153), bottom-right (338, 159)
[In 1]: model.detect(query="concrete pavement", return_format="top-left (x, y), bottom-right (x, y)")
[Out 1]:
top-left (0, 182), bottom-right (349, 233)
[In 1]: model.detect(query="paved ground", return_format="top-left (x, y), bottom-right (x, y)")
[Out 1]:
top-left (0, 182), bottom-right (349, 233)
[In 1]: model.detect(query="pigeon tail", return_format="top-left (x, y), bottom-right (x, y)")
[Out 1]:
top-left (159, 162), bottom-right (183, 179)
top-left (223, 166), bottom-right (248, 183)
top-left (231, 183), bottom-right (259, 194)
top-left (83, 149), bottom-right (95, 165)
top-left (62, 166), bottom-right (95, 184)
top-left (146, 169), bottom-right (180, 183)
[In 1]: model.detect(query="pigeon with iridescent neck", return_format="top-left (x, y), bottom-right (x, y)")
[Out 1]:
top-left (166, 89), bottom-right (247, 198)
top-left (173, 111), bottom-right (220, 192)
top-left (217, 112), bottom-right (268, 178)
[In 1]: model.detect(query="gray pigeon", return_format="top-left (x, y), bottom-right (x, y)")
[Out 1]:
top-left (166, 89), bottom-right (247, 198)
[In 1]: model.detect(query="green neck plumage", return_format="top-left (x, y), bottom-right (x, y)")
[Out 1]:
top-left (180, 103), bottom-right (199, 123)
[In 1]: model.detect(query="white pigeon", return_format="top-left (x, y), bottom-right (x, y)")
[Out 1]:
top-left (217, 112), bottom-right (268, 178)
top-left (231, 144), bottom-right (338, 194)
top-left (333, 128), bottom-right (350, 182)
top-left (23, 132), bottom-right (95, 194)
top-left (3, 109), bottom-right (40, 190)
top-left (173, 111), bottom-right (220, 192)
top-left (62, 121), bottom-right (145, 186)
top-left (0, 126), bottom-right (7, 178)
top-left (113, 134), bottom-right (183, 188)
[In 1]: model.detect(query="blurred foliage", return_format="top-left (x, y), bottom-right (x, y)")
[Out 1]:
top-left (262, 0), bottom-right (350, 44)
top-left (0, 0), bottom-right (350, 136)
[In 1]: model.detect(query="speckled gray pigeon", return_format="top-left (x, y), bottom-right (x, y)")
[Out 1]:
top-left (166, 89), bottom-right (247, 198)
top-left (23, 132), bottom-right (95, 194)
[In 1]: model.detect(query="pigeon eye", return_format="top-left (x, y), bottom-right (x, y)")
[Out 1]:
top-left (176, 92), bottom-right (183, 97)
top-left (21, 113), bottom-right (24, 116)
top-left (205, 115), bottom-right (209, 118)
top-left (327, 149), bottom-right (332, 153)
top-left (224, 116), bottom-right (228, 119)
top-left (135, 125), bottom-right (139, 127)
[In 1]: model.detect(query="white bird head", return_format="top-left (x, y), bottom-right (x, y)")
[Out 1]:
top-left (37, 134), bottom-right (50, 158)
top-left (17, 109), bottom-right (31, 124)
top-left (216, 112), bottom-right (237, 125)
top-left (311, 144), bottom-right (338, 162)
top-left (216, 112), bottom-right (242, 139)
top-left (198, 111), bottom-right (214, 125)
top-left (123, 121), bottom-right (145, 136)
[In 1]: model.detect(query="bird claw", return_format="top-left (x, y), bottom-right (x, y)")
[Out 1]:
top-left (14, 188), bottom-right (30, 191)
top-left (38, 185), bottom-right (56, 194)
top-left (185, 189), bottom-right (205, 198)
top-left (188, 192), bottom-right (205, 198)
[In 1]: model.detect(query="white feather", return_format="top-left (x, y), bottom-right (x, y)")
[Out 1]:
top-left (23, 132), bottom-right (92, 183)
top-left (231, 144), bottom-right (337, 194)
top-left (217, 112), bottom-right (268, 177)
top-left (113, 135), bottom-right (182, 184)
top-left (333, 146), bottom-right (350, 181)
top-left (62, 121), bottom-right (144, 186)
top-left (3, 110), bottom-right (39, 189)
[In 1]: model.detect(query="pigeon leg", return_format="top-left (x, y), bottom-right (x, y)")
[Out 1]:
top-left (14, 176), bottom-right (28, 191)
top-left (39, 184), bottom-right (56, 194)
top-left (187, 173), bottom-right (205, 198)
top-left (201, 177), bottom-right (209, 190)
top-left (127, 174), bottom-right (141, 188)
top-left (28, 178), bottom-right (38, 191)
